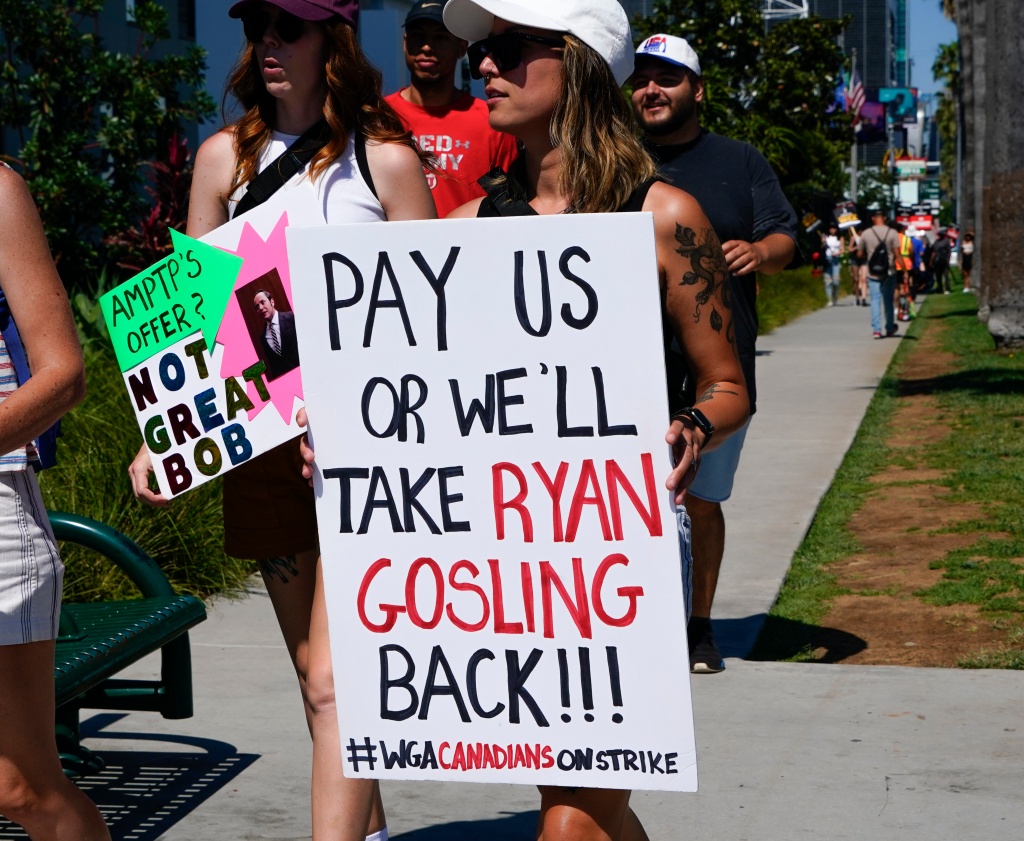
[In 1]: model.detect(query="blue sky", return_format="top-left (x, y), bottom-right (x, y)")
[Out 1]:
top-left (909, 0), bottom-right (958, 95)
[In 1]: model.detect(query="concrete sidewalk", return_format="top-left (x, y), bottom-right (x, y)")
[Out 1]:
top-left (22, 297), bottom-right (1022, 841)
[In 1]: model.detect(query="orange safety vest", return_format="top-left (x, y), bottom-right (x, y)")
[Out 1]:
top-left (896, 233), bottom-right (913, 271)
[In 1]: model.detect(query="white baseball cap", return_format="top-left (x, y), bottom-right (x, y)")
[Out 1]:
top-left (635, 33), bottom-right (701, 76)
top-left (443, 0), bottom-right (634, 86)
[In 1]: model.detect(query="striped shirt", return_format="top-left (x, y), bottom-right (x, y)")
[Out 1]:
top-left (0, 330), bottom-right (36, 471)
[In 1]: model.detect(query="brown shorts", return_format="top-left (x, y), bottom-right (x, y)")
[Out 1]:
top-left (222, 436), bottom-right (318, 560)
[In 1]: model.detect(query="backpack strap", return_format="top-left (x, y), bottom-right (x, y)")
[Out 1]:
top-left (477, 160), bottom-right (535, 218)
top-left (235, 119), bottom-right (332, 217)
top-left (353, 132), bottom-right (379, 200)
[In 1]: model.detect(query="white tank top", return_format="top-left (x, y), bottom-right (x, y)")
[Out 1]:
top-left (229, 129), bottom-right (386, 223)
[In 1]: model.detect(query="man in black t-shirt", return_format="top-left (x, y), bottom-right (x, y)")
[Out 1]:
top-left (630, 34), bottom-right (798, 674)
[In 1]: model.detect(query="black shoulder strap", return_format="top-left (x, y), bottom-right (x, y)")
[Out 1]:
top-left (864, 227), bottom-right (883, 252)
top-left (619, 177), bottom-right (659, 213)
top-left (477, 160), bottom-right (535, 218)
top-left (354, 132), bottom-right (379, 200)
top-left (478, 167), bottom-right (663, 218)
top-left (235, 119), bottom-right (331, 217)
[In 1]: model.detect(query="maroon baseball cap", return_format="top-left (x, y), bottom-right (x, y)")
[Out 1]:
top-left (228, 0), bottom-right (358, 27)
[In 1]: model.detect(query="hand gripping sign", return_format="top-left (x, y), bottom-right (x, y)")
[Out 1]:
top-left (101, 184), bottom-right (326, 498)
top-left (288, 214), bottom-right (697, 791)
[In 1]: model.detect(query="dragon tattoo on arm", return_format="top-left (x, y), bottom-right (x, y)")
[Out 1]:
top-left (673, 224), bottom-right (735, 344)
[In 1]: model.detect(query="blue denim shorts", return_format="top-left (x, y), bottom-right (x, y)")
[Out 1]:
top-left (687, 419), bottom-right (751, 503)
top-left (677, 507), bottom-right (693, 618)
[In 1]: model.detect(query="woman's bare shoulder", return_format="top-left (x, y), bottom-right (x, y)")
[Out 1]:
top-left (195, 127), bottom-right (237, 169)
top-left (363, 137), bottom-right (424, 174)
top-left (447, 197), bottom-right (485, 219)
top-left (0, 165), bottom-right (41, 227)
top-left (0, 162), bottom-right (28, 199)
top-left (643, 181), bottom-right (707, 226)
top-left (364, 139), bottom-right (437, 221)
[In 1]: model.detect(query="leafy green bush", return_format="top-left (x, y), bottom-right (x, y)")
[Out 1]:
top-left (0, 0), bottom-right (214, 285)
top-left (38, 340), bottom-right (254, 602)
top-left (756, 264), bottom-right (853, 335)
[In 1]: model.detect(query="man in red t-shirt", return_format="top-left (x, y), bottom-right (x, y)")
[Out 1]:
top-left (385, 0), bottom-right (518, 218)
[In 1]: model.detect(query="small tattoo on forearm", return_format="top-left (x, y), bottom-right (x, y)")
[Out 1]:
top-left (696, 383), bottom-right (739, 405)
top-left (259, 555), bottom-right (300, 584)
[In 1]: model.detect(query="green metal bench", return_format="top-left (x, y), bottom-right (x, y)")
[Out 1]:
top-left (49, 511), bottom-right (207, 775)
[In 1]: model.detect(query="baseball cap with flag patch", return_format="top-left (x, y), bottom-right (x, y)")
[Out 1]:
top-left (635, 33), bottom-right (701, 76)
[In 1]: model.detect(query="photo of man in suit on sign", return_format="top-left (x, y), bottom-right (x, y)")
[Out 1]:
top-left (253, 289), bottom-right (299, 380)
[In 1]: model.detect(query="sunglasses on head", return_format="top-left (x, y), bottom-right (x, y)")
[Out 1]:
top-left (242, 9), bottom-right (307, 44)
top-left (467, 32), bottom-right (566, 80)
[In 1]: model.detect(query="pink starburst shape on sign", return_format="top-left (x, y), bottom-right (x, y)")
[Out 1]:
top-left (216, 212), bottom-right (303, 423)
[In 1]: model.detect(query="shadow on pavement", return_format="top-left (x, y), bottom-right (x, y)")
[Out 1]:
top-left (395, 811), bottom-right (539, 840)
top-left (706, 614), bottom-right (868, 664)
top-left (0, 714), bottom-right (258, 841)
top-left (710, 614), bottom-right (771, 659)
top-left (743, 615), bottom-right (867, 663)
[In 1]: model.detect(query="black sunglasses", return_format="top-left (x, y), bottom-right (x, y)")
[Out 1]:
top-left (467, 32), bottom-right (566, 79)
top-left (242, 9), bottom-right (307, 44)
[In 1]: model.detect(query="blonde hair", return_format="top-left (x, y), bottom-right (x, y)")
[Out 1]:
top-left (226, 20), bottom-right (429, 193)
top-left (550, 37), bottom-right (657, 213)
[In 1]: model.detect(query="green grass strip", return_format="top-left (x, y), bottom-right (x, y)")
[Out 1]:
top-left (749, 292), bottom-right (1024, 666)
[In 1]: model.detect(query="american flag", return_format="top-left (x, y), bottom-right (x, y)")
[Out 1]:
top-left (845, 69), bottom-right (866, 125)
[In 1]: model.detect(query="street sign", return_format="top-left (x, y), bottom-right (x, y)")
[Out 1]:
top-left (895, 158), bottom-right (927, 179)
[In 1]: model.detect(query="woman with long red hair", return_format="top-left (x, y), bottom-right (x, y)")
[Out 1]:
top-left (129, 3), bottom-right (434, 839)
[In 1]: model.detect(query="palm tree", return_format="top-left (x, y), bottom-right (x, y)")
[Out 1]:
top-left (932, 43), bottom-right (959, 198)
top-left (948, 0), bottom-right (973, 250)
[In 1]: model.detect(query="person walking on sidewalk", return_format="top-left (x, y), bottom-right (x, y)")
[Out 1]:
top-left (960, 230), bottom-right (975, 292)
top-left (440, 0), bottom-right (749, 834)
top-left (128, 2), bottom-right (435, 839)
top-left (860, 209), bottom-right (901, 339)
top-left (385, 0), bottom-right (517, 217)
top-left (0, 165), bottom-right (109, 840)
top-left (930, 227), bottom-right (953, 294)
top-left (628, 32), bottom-right (798, 673)
top-left (848, 226), bottom-right (868, 305)
top-left (822, 223), bottom-right (843, 307)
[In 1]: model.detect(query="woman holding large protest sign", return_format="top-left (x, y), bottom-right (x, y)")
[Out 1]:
top-left (440, 0), bottom-right (750, 837)
top-left (0, 167), bottom-right (108, 837)
top-left (129, 1), bottom-right (434, 839)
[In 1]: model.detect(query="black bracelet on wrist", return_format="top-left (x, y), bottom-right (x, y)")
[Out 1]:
top-left (672, 406), bottom-right (715, 448)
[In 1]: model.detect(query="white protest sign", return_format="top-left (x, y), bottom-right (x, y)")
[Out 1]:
top-left (289, 215), bottom-right (696, 791)
top-left (119, 184), bottom-right (325, 498)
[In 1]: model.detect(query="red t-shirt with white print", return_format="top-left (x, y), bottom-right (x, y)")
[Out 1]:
top-left (386, 89), bottom-right (518, 219)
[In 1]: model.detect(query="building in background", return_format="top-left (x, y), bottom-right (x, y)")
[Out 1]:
top-left (803, 0), bottom-right (909, 166)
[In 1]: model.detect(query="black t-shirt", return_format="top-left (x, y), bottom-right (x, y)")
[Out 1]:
top-left (648, 130), bottom-right (797, 414)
